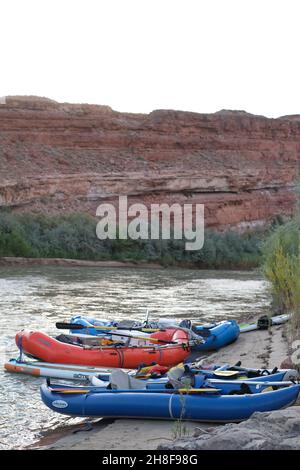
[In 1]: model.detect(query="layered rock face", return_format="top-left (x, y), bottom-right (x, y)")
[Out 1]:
top-left (0, 96), bottom-right (299, 229)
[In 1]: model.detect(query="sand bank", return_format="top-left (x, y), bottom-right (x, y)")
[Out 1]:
top-left (0, 257), bottom-right (161, 269)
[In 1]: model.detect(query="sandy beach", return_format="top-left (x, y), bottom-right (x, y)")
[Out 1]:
top-left (34, 322), bottom-right (290, 450)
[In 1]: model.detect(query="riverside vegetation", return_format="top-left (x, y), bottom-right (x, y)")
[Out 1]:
top-left (263, 185), bottom-right (300, 334)
top-left (0, 211), bottom-right (263, 269)
top-left (263, 216), bottom-right (300, 332)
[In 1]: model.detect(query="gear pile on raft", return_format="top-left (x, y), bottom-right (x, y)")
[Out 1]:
top-left (4, 311), bottom-right (299, 423)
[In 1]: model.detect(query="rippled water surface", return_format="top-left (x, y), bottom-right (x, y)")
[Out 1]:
top-left (0, 266), bottom-right (271, 449)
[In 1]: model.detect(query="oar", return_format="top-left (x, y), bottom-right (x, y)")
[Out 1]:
top-left (76, 324), bottom-right (162, 332)
top-left (207, 379), bottom-right (295, 387)
top-left (55, 322), bottom-right (162, 333)
top-left (49, 386), bottom-right (221, 395)
top-left (178, 388), bottom-right (221, 394)
top-left (52, 389), bottom-right (90, 394)
top-left (56, 323), bottom-right (177, 345)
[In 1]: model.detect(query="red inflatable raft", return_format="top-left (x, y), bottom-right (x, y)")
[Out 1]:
top-left (15, 328), bottom-right (191, 368)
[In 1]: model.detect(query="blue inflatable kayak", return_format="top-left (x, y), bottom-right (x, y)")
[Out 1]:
top-left (41, 382), bottom-right (300, 422)
top-left (70, 316), bottom-right (118, 336)
top-left (191, 320), bottom-right (240, 351)
top-left (69, 316), bottom-right (240, 351)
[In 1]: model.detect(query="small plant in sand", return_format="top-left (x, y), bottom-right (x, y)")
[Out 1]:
top-left (171, 377), bottom-right (192, 440)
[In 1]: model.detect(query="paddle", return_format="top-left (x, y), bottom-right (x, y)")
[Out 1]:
top-left (178, 388), bottom-right (221, 394)
top-left (56, 323), bottom-right (177, 345)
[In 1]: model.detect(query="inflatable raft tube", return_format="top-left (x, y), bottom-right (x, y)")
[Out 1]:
top-left (41, 382), bottom-right (300, 422)
top-left (4, 358), bottom-right (129, 380)
top-left (5, 354), bottom-right (298, 383)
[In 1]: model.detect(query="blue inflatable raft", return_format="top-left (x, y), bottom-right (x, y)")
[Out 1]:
top-left (69, 316), bottom-right (240, 351)
top-left (41, 382), bottom-right (300, 422)
top-left (191, 320), bottom-right (240, 350)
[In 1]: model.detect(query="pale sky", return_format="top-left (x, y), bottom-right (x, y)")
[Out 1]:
top-left (1, 0), bottom-right (299, 117)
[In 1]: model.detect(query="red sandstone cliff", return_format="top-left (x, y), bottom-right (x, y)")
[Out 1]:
top-left (0, 96), bottom-right (299, 230)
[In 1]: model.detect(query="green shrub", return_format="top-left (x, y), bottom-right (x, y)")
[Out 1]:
top-left (263, 181), bottom-right (300, 331)
top-left (263, 214), bottom-right (300, 321)
top-left (0, 210), bottom-right (263, 269)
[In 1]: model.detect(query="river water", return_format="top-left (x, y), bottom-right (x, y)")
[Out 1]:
top-left (0, 266), bottom-right (271, 449)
